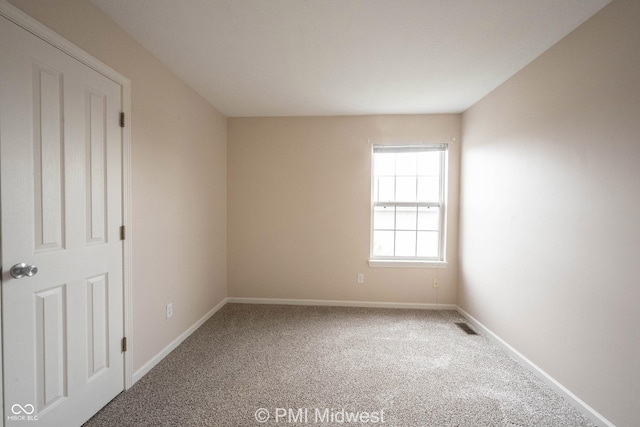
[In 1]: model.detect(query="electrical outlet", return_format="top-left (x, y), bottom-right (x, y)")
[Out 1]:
top-left (166, 303), bottom-right (173, 319)
top-left (357, 273), bottom-right (364, 284)
top-left (433, 277), bottom-right (440, 289)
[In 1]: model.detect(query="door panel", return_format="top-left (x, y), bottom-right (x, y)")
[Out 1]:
top-left (33, 62), bottom-right (66, 252)
top-left (35, 285), bottom-right (67, 410)
top-left (1, 15), bottom-right (124, 427)
top-left (87, 273), bottom-right (109, 379)
top-left (86, 88), bottom-right (108, 246)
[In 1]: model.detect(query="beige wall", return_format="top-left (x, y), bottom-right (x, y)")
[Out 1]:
top-left (459, 1), bottom-right (640, 425)
top-left (229, 115), bottom-right (460, 304)
top-left (7, 0), bottom-right (228, 372)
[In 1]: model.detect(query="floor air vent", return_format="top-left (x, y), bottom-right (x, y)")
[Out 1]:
top-left (455, 322), bottom-right (478, 335)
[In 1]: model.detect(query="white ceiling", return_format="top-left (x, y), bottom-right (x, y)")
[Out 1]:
top-left (91, 0), bottom-right (611, 117)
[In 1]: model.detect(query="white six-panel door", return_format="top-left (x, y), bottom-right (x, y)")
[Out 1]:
top-left (1, 15), bottom-right (124, 427)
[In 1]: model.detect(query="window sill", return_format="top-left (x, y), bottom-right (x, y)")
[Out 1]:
top-left (368, 259), bottom-right (448, 269)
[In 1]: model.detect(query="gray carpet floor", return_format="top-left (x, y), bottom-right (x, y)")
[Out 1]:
top-left (84, 304), bottom-right (595, 426)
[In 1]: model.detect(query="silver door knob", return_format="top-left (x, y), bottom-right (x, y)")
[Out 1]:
top-left (10, 263), bottom-right (38, 279)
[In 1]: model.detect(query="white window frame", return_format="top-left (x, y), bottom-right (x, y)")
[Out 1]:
top-left (369, 144), bottom-right (448, 268)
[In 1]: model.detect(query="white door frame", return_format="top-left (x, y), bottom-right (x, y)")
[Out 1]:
top-left (0, 1), bottom-right (134, 421)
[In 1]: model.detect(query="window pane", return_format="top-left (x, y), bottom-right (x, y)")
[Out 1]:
top-left (417, 152), bottom-right (440, 176)
top-left (396, 206), bottom-right (417, 230)
top-left (395, 231), bottom-right (416, 257)
top-left (396, 177), bottom-right (417, 202)
top-left (418, 207), bottom-right (439, 231)
top-left (395, 152), bottom-right (417, 176)
top-left (417, 176), bottom-right (439, 202)
top-left (376, 177), bottom-right (395, 202)
top-left (371, 146), bottom-right (446, 261)
top-left (374, 153), bottom-right (395, 176)
top-left (373, 206), bottom-right (395, 230)
top-left (417, 231), bottom-right (439, 258)
top-left (373, 230), bottom-right (394, 256)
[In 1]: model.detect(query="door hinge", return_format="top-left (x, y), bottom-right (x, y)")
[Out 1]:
top-left (121, 337), bottom-right (127, 352)
top-left (120, 225), bottom-right (126, 241)
top-left (120, 112), bottom-right (125, 128)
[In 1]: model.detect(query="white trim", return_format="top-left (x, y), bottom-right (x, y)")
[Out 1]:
top-left (0, 0), bottom-right (129, 84)
top-left (373, 144), bottom-right (447, 153)
top-left (370, 146), bottom-right (448, 262)
top-left (0, 0), bottom-right (134, 391)
top-left (132, 298), bottom-right (229, 384)
top-left (439, 148), bottom-right (449, 259)
top-left (368, 259), bottom-right (448, 268)
top-left (456, 306), bottom-right (615, 427)
top-left (369, 143), bottom-right (375, 266)
top-left (227, 297), bottom-right (456, 310)
top-left (121, 81), bottom-right (133, 389)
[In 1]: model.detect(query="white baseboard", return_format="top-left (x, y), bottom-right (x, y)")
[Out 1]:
top-left (456, 306), bottom-right (615, 427)
top-left (227, 297), bottom-right (457, 311)
top-left (132, 297), bottom-right (228, 384)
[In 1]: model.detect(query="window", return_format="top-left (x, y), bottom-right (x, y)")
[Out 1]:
top-left (370, 144), bottom-right (447, 267)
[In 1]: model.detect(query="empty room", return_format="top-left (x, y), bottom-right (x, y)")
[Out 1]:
top-left (0, 0), bottom-right (638, 426)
